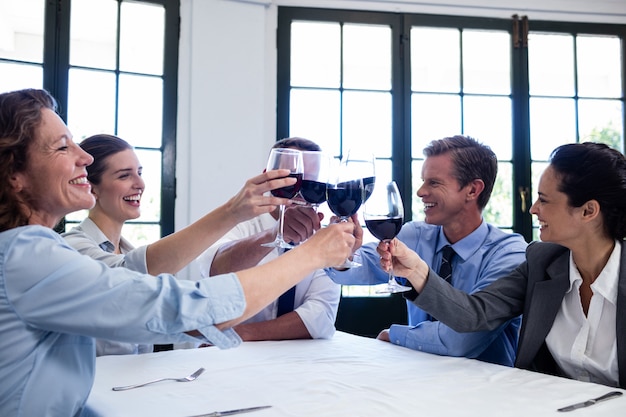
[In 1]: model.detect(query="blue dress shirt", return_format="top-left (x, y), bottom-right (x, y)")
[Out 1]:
top-left (326, 220), bottom-right (527, 366)
top-left (63, 217), bottom-right (153, 355)
top-left (0, 226), bottom-right (244, 417)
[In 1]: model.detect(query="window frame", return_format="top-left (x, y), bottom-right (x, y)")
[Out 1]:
top-left (277, 6), bottom-right (626, 242)
top-left (37, 0), bottom-right (179, 238)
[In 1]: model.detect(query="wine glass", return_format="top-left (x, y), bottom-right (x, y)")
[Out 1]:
top-left (342, 149), bottom-right (376, 203)
top-left (326, 159), bottom-right (365, 269)
top-left (299, 151), bottom-right (331, 211)
top-left (261, 148), bottom-right (303, 249)
top-left (363, 181), bottom-right (410, 294)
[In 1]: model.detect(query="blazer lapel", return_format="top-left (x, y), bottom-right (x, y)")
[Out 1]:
top-left (516, 251), bottom-right (570, 368)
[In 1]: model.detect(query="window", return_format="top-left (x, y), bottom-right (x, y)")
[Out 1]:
top-left (0, 0), bottom-right (179, 244)
top-left (277, 7), bottom-right (625, 296)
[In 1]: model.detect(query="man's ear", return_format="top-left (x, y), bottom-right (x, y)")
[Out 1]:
top-left (466, 179), bottom-right (485, 202)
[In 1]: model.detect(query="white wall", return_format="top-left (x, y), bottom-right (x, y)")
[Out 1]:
top-left (176, 0), bottom-right (626, 279)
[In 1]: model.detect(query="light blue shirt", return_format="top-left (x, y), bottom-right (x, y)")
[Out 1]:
top-left (63, 218), bottom-right (153, 356)
top-left (326, 220), bottom-right (527, 366)
top-left (0, 226), bottom-right (244, 417)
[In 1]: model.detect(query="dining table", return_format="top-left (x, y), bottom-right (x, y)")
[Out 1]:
top-left (84, 331), bottom-right (625, 416)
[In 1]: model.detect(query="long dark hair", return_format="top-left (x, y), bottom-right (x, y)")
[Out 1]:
top-left (0, 89), bottom-right (57, 231)
top-left (549, 142), bottom-right (626, 240)
top-left (79, 134), bottom-right (133, 185)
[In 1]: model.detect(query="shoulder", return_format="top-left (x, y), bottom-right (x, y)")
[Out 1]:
top-left (1, 225), bottom-right (62, 244)
top-left (399, 221), bottom-right (439, 239)
top-left (526, 241), bottom-right (568, 260)
top-left (483, 224), bottom-right (528, 251)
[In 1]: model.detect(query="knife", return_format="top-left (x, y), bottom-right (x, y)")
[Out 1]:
top-left (557, 391), bottom-right (623, 412)
top-left (187, 405), bottom-right (272, 417)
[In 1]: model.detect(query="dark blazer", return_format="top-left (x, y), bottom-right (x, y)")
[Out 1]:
top-left (415, 241), bottom-right (626, 389)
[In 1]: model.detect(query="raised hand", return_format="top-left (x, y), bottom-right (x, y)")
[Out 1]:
top-left (226, 169), bottom-right (296, 223)
top-left (298, 222), bottom-right (356, 269)
top-left (281, 205), bottom-right (323, 245)
top-left (377, 239), bottom-right (429, 292)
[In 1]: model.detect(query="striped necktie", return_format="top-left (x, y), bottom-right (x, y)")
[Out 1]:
top-left (438, 245), bottom-right (455, 283)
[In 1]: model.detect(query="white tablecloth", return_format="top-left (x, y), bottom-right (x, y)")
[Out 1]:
top-left (84, 331), bottom-right (625, 416)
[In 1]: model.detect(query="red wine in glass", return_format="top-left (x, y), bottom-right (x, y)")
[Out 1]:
top-left (364, 216), bottom-right (403, 241)
top-left (300, 179), bottom-right (327, 205)
top-left (261, 148), bottom-right (303, 249)
top-left (272, 173), bottom-right (303, 199)
top-left (326, 179), bottom-right (364, 218)
top-left (326, 178), bottom-right (364, 269)
top-left (362, 176), bottom-right (376, 202)
top-left (363, 181), bottom-right (410, 293)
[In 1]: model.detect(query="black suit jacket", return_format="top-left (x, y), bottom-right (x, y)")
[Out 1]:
top-left (416, 241), bottom-right (626, 388)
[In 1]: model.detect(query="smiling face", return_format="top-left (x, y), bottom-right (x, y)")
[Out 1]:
top-left (10, 108), bottom-right (95, 227)
top-left (417, 153), bottom-right (471, 228)
top-left (90, 148), bottom-right (145, 224)
top-left (529, 165), bottom-right (584, 246)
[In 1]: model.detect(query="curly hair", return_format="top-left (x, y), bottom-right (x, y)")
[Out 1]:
top-left (0, 89), bottom-right (57, 232)
top-left (549, 142), bottom-right (626, 240)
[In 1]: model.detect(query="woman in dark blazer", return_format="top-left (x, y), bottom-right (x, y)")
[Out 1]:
top-left (379, 142), bottom-right (626, 389)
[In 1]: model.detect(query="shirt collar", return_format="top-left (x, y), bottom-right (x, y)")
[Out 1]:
top-left (436, 220), bottom-right (488, 262)
top-left (79, 217), bottom-right (134, 254)
top-left (567, 240), bottom-right (621, 306)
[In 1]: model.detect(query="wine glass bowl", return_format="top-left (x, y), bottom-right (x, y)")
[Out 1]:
top-left (261, 148), bottom-right (303, 249)
top-left (299, 151), bottom-right (331, 209)
top-left (341, 149), bottom-right (376, 203)
top-left (326, 153), bottom-right (367, 269)
top-left (363, 181), bottom-right (410, 294)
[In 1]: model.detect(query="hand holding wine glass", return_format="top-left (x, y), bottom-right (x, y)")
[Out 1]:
top-left (363, 181), bottom-right (410, 293)
top-left (261, 148), bottom-right (303, 249)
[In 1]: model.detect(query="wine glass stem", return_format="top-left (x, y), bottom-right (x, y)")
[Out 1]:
top-left (277, 204), bottom-right (286, 243)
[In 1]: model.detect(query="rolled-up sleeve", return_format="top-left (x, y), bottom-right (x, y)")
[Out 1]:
top-left (6, 227), bottom-right (246, 349)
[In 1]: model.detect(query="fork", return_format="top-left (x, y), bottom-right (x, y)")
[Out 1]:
top-left (112, 367), bottom-right (206, 391)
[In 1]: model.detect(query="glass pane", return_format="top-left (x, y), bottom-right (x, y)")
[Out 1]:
top-left (529, 97), bottom-right (576, 160)
top-left (291, 21), bottom-right (340, 88)
top-left (463, 30), bottom-right (511, 95)
top-left (373, 159), bottom-right (392, 190)
top-left (578, 99), bottom-right (624, 152)
top-left (343, 23), bottom-right (391, 90)
top-left (528, 33), bottom-right (575, 97)
top-left (411, 27), bottom-right (460, 93)
top-left (70, 0), bottom-right (117, 69)
top-left (528, 32), bottom-right (575, 96)
top-left (577, 35), bottom-right (622, 98)
top-left (65, 209), bottom-right (88, 224)
top-left (121, 223), bottom-right (162, 247)
top-left (342, 91), bottom-right (392, 157)
top-left (118, 74), bottom-right (163, 148)
top-left (120, 2), bottom-right (164, 75)
top-left (411, 93), bottom-right (461, 157)
top-left (463, 96), bottom-right (512, 160)
top-left (289, 89), bottom-right (340, 156)
top-left (134, 149), bottom-right (161, 223)
top-left (411, 160), bottom-right (425, 222)
top-left (67, 68), bottom-right (116, 142)
top-left (0, 0), bottom-right (44, 63)
top-left (483, 162), bottom-right (513, 228)
top-left (0, 62), bottom-right (42, 92)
